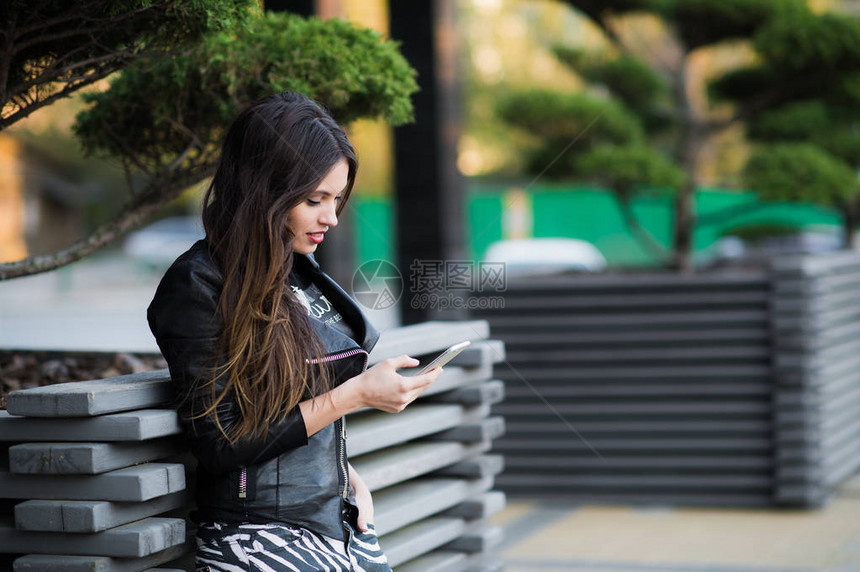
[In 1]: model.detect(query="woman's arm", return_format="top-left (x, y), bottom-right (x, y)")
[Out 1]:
top-left (165, 348), bottom-right (441, 475)
top-left (348, 462), bottom-right (374, 531)
top-left (299, 355), bottom-right (443, 437)
top-left (184, 355), bottom-right (442, 474)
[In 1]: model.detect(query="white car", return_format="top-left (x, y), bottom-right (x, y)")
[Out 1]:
top-left (482, 238), bottom-right (607, 277)
top-left (123, 216), bottom-right (205, 270)
top-left (696, 224), bottom-right (856, 268)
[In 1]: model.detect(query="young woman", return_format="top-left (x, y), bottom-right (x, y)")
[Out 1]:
top-left (147, 92), bottom-right (442, 572)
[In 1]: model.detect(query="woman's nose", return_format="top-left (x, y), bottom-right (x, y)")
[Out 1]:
top-left (320, 203), bottom-right (338, 227)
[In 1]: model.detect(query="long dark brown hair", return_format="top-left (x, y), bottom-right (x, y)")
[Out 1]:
top-left (201, 92), bottom-right (357, 443)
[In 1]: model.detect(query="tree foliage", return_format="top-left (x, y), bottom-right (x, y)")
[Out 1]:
top-left (497, 78), bottom-right (682, 264)
top-left (552, 47), bottom-right (672, 133)
top-left (576, 144), bottom-right (685, 196)
top-left (754, 11), bottom-right (860, 71)
top-left (750, 101), bottom-right (860, 166)
top-left (553, 48), bottom-right (668, 114)
top-left (744, 144), bottom-right (857, 207)
top-left (0, 2), bottom-right (418, 279)
top-left (75, 12), bottom-right (417, 175)
top-left (495, 0), bottom-right (859, 268)
top-left (0, 0), bottom-right (257, 129)
top-left (666, 0), bottom-right (802, 49)
top-left (496, 90), bottom-right (644, 177)
top-left (714, 8), bottom-right (860, 246)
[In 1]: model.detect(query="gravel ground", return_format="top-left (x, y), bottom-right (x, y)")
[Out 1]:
top-left (0, 350), bottom-right (166, 409)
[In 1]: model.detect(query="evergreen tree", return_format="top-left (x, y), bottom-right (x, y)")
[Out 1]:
top-left (714, 9), bottom-right (860, 247)
top-left (0, 2), bottom-right (417, 279)
top-left (498, 0), bottom-right (832, 269)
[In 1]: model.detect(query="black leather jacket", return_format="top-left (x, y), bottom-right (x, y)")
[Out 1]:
top-left (147, 240), bottom-right (379, 540)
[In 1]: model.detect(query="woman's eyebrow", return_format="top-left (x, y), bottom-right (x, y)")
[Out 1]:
top-left (312, 188), bottom-right (346, 197)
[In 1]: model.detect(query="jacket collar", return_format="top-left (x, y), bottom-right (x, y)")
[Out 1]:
top-left (292, 253), bottom-right (380, 356)
top-left (195, 240), bottom-right (379, 357)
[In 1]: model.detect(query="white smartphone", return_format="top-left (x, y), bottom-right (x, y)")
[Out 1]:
top-left (403, 340), bottom-right (471, 376)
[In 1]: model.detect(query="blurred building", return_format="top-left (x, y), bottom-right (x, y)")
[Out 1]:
top-left (0, 133), bottom-right (102, 263)
top-left (0, 135), bottom-right (26, 263)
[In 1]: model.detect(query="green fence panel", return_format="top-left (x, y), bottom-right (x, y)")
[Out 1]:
top-left (467, 194), bottom-right (505, 261)
top-left (692, 188), bottom-right (840, 249)
top-left (531, 188), bottom-right (674, 267)
top-left (354, 186), bottom-right (844, 268)
top-left (353, 196), bottom-right (394, 264)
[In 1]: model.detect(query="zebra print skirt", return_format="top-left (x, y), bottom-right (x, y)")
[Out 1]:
top-left (194, 520), bottom-right (392, 572)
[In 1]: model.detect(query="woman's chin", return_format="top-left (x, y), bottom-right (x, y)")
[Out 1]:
top-left (292, 242), bottom-right (318, 255)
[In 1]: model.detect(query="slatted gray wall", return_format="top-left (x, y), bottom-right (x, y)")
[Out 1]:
top-left (471, 271), bottom-right (780, 506)
top-left (0, 321), bottom-right (506, 572)
top-left (472, 253), bottom-right (860, 508)
top-left (771, 253), bottom-right (860, 507)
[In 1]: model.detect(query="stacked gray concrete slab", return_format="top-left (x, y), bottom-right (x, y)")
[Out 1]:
top-left (471, 270), bottom-right (779, 506)
top-left (471, 254), bottom-right (860, 508)
top-left (771, 252), bottom-right (860, 507)
top-left (0, 320), bottom-right (506, 571)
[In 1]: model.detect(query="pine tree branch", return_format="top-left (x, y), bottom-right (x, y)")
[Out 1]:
top-left (14, 23), bottom-right (123, 53)
top-left (0, 69), bottom-right (111, 129)
top-left (12, 0), bottom-right (106, 38)
top-left (10, 49), bottom-right (137, 97)
top-left (615, 194), bottom-right (671, 264)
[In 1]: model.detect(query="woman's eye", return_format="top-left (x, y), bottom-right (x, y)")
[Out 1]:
top-left (307, 199), bottom-right (321, 206)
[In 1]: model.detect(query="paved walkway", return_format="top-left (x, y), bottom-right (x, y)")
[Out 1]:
top-left (490, 475), bottom-right (860, 572)
top-left (0, 253), bottom-right (400, 353)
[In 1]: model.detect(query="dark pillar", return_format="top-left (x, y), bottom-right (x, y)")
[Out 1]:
top-left (390, 0), bottom-right (465, 324)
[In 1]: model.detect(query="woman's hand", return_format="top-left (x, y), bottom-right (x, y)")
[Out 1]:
top-left (345, 355), bottom-right (443, 413)
top-left (301, 355), bottom-right (444, 437)
top-left (349, 464), bottom-right (373, 531)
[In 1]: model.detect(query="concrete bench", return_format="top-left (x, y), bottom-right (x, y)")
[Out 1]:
top-left (0, 320), bottom-right (506, 571)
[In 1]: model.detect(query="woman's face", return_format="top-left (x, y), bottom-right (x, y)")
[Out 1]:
top-left (287, 158), bottom-right (349, 255)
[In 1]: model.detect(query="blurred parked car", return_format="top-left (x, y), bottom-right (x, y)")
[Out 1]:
top-left (123, 216), bottom-right (204, 271)
top-left (696, 224), bottom-right (856, 268)
top-left (483, 238), bottom-right (607, 277)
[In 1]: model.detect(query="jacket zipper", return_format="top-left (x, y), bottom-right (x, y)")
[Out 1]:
top-left (335, 417), bottom-right (348, 499)
top-left (308, 348), bottom-right (369, 499)
top-left (238, 466), bottom-right (247, 499)
top-left (306, 347), bottom-right (368, 365)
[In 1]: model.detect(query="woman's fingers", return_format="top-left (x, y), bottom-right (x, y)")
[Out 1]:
top-left (414, 366), bottom-right (443, 386)
top-left (386, 354), bottom-right (420, 371)
top-left (356, 499), bottom-right (373, 531)
top-left (402, 367), bottom-right (443, 402)
top-left (355, 492), bottom-right (373, 531)
top-left (357, 356), bottom-right (444, 413)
